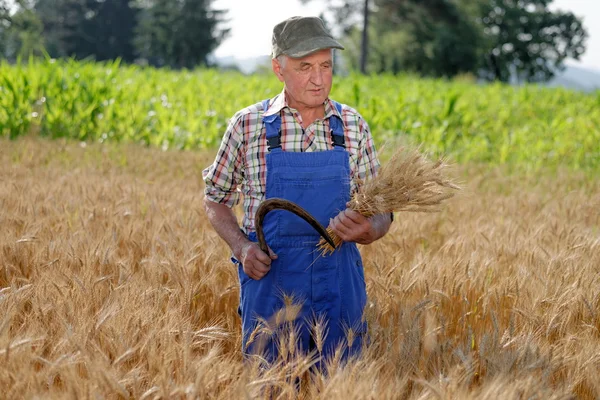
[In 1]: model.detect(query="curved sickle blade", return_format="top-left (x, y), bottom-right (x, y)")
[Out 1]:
top-left (255, 198), bottom-right (335, 256)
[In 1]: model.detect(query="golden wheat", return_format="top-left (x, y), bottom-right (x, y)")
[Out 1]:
top-left (1, 137), bottom-right (599, 399)
top-left (319, 147), bottom-right (460, 255)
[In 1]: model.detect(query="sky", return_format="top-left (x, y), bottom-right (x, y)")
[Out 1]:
top-left (213, 0), bottom-right (600, 72)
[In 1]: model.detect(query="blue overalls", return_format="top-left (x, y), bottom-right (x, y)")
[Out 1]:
top-left (234, 99), bottom-right (367, 364)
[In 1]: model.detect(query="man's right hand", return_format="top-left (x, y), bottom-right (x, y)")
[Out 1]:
top-left (235, 241), bottom-right (278, 280)
top-left (202, 199), bottom-right (278, 281)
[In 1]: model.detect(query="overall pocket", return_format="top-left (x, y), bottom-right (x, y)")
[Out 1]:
top-left (274, 173), bottom-right (346, 238)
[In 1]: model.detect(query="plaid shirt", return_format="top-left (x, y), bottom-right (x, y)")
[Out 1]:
top-left (202, 90), bottom-right (380, 234)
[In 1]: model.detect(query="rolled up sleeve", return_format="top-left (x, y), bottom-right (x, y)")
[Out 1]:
top-left (202, 115), bottom-right (244, 208)
top-left (355, 116), bottom-right (380, 185)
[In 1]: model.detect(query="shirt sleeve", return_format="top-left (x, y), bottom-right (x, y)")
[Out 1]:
top-left (355, 115), bottom-right (391, 221)
top-left (355, 115), bottom-right (380, 186)
top-left (202, 113), bottom-right (244, 207)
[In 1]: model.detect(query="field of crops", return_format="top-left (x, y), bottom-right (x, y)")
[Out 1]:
top-left (1, 58), bottom-right (599, 170)
top-left (1, 137), bottom-right (599, 399)
top-left (1, 60), bottom-right (600, 398)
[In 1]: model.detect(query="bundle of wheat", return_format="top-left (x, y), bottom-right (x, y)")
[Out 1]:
top-left (318, 147), bottom-right (460, 255)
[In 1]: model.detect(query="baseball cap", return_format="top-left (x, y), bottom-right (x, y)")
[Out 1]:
top-left (272, 16), bottom-right (345, 59)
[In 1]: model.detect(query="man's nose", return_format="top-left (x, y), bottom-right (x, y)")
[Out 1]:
top-left (310, 67), bottom-right (324, 85)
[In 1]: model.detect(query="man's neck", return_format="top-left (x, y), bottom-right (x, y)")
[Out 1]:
top-left (285, 95), bottom-right (325, 129)
top-left (297, 106), bottom-right (325, 128)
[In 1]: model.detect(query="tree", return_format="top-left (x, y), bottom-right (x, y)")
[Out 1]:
top-left (134, 0), bottom-right (229, 69)
top-left (302, 0), bottom-right (480, 76)
top-left (0, 0), bottom-right (12, 57)
top-left (34, 0), bottom-right (138, 61)
top-left (371, 0), bottom-right (481, 76)
top-left (477, 0), bottom-right (587, 82)
top-left (0, 0), bottom-right (45, 60)
top-left (330, 0), bottom-right (481, 76)
top-left (359, 0), bottom-right (369, 74)
top-left (6, 7), bottom-right (44, 59)
top-left (34, 0), bottom-right (88, 58)
top-left (85, 0), bottom-right (138, 61)
top-left (301, 0), bottom-right (369, 73)
top-left (3, 0), bottom-right (230, 66)
top-left (133, 0), bottom-right (177, 66)
top-left (304, 0), bottom-right (587, 83)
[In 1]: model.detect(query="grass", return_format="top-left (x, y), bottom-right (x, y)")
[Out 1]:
top-left (1, 137), bottom-right (599, 398)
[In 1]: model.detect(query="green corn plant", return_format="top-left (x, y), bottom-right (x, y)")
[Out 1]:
top-left (0, 59), bottom-right (598, 171)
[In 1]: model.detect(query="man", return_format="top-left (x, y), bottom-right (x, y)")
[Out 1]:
top-left (203, 16), bottom-right (392, 363)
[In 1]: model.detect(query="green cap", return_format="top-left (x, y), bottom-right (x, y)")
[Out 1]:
top-left (272, 16), bottom-right (345, 59)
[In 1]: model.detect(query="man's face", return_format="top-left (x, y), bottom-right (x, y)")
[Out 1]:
top-left (272, 49), bottom-right (333, 110)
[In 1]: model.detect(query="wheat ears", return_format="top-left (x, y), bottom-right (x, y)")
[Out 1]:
top-left (318, 147), bottom-right (461, 255)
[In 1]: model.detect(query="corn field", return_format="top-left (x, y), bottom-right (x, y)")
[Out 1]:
top-left (1, 60), bottom-right (600, 398)
top-left (1, 58), bottom-right (599, 170)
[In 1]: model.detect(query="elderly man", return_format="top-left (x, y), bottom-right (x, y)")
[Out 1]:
top-left (203, 16), bottom-right (392, 363)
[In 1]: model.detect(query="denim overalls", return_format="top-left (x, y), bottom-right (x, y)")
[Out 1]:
top-left (235, 99), bottom-right (367, 363)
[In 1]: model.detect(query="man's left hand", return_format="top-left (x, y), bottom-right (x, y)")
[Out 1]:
top-left (329, 208), bottom-right (377, 245)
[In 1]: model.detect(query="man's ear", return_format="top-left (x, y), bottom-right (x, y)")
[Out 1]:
top-left (272, 58), bottom-right (285, 83)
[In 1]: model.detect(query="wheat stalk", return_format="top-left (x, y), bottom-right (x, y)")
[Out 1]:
top-left (318, 147), bottom-right (460, 255)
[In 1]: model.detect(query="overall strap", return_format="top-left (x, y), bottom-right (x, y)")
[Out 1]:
top-left (263, 99), bottom-right (346, 151)
top-left (262, 99), bottom-right (282, 152)
top-left (329, 101), bottom-right (345, 149)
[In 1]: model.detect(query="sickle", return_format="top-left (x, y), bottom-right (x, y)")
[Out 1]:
top-left (255, 198), bottom-right (335, 257)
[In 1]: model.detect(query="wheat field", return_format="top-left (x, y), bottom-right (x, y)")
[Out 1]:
top-left (1, 137), bottom-right (599, 399)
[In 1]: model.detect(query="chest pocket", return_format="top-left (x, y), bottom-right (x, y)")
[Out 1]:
top-left (272, 171), bottom-right (348, 239)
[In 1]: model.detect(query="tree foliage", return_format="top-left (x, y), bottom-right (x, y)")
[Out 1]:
top-left (134, 0), bottom-right (229, 68)
top-left (478, 0), bottom-right (587, 82)
top-left (30, 0), bottom-right (138, 61)
top-left (367, 0), bottom-right (481, 77)
top-left (304, 0), bottom-right (587, 82)
top-left (0, 0), bottom-right (229, 68)
top-left (0, 0), bottom-right (13, 57)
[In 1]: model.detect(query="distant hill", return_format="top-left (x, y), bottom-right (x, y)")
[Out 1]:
top-left (214, 55), bottom-right (600, 92)
top-left (213, 55), bottom-right (270, 74)
top-left (546, 65), bottom-right (600, 92)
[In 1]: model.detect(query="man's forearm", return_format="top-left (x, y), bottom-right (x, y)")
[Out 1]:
top-left (203, 198), bottom-right (249, 259)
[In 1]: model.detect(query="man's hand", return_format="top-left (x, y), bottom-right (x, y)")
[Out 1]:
top-left (203, 199), bottom-right (278, 281)
top-left (329, 207), bottom-right (392, 245)
top-left (329, 208), bottom-right (375, 245)
top-left (235, 241), bottom-right (278, 280)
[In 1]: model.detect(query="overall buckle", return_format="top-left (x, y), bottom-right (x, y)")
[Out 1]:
top-left (331, 132), bottom-right (346, 148)
top-left (267, 134), bottom-right (282, 151)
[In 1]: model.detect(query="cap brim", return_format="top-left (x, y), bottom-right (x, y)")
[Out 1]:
top-left (286, 37), bottom-right (345, 58)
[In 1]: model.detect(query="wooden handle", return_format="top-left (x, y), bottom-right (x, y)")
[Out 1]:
top-left (255, 198), bottom-right (336, 256)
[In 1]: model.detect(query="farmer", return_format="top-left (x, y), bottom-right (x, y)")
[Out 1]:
top-left (203, 16), bottom-right (392, 363)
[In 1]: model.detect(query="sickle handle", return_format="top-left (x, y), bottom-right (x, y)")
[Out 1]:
top-left (255, 198), bottom-right (336, 257)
